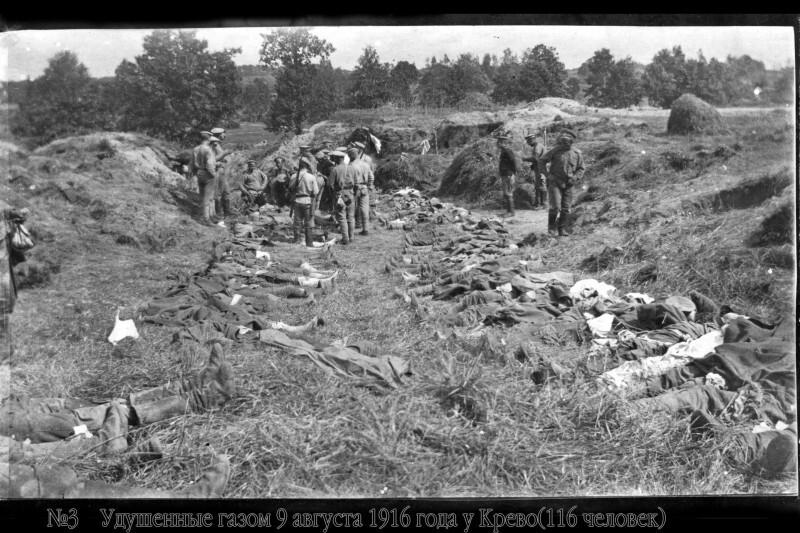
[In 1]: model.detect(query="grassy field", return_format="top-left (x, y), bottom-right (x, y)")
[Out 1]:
top-left (2, 103), bottom-right (796, 498)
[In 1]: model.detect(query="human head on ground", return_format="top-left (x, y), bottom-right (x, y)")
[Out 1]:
top-left (210, 127), bottom-right (226, 141)
top-left (557, 129), bottom-right (576, 147)
top-left (525, 134), bottom-right (540, 147)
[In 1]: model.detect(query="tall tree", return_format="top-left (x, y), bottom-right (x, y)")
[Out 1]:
top-left (389, 61), bottom-right (419, 106)
top-left (348, 46), bottom-right (392, 108)
top-left (115, 30), bottom-right (241, 141)
top-left (239, 78), bottom-right (272, 123)
top-left (310, 59), bottom-right (346, 122)
top-left (12, 51), bottom-right (112, 144)
top-left (642, 46), bottom-right (689, 108)
top-left (490, 49), bottom-right (521, 104)
top-left (259, 28), bottom-right (334, 134)
top-left (583, 48), bottom-right (615, 106)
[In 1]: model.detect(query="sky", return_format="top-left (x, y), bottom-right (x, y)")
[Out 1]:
top-left (1, 24), bottom-right (795, 81)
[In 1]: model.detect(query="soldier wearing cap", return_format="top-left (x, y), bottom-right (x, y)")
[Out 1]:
top-left (347, 147), bottom-right (373, 237)
top-left (267, 157), bottom-right (289, 207)
top-left (351, 141), bottom-right (375, 230)
top-left (522, 133), bottom-right (546, 209)
top-left (189, 135), bottom-right (219, 226)
top-left (538, 129), bottom-right (585, 237)
top-left (288, 157), bottom-right (320, 247)
top-left (238, 160), bottom-right (269, 208)
top-left (328, 151), bottom-right (356, 244)
top-left (314, 140), bottom-right (334, 159)
top-left (298, 145), bottom-right (317, 174)
top-left (314, 149), bottom-right (334, 213)
top-left (496, 135), bottom-right (518, 216)
top-left (209, 127), bottom-right (234, 218)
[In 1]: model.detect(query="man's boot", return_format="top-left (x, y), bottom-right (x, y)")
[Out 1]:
top-left (210, 200), bottom-right (221, 223)
top-left (305, 227), bottom-right (314, 248)
top-left (558, 213), bottom-right (571, 237)
top-left (200, 204), bottom-right (215, 227)
top-left (348, 222), bottom-right (356, 243)
top-left (547, 212), bottom-right (558, 236)
top-left (292, 227), bottom-right (300, 243)
top-left (507, 197), bottom-right (515, 216)
top-left (339, 219), bottom-right (350, 245)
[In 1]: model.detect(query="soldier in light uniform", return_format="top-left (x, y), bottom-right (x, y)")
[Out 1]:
top-left (288, 157), bottom-right (320, 247)
top-left (190, 135), bottom-right (219, 227)
top-left (351, 141), bottom-right (375, 230)
top-left (347, 147), bottom-right (373, 237)
top-left (328, 151), bottom-right (356, 245)
top-left (538, 129), bottom-right (585, 237)
top-left (210, 127), bottom-right (234, 219)
top-left (522, 133), bottom-right (546, 209)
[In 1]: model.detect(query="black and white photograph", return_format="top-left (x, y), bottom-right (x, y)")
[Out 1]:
top-left (0, 14), bottom-right (797, 524)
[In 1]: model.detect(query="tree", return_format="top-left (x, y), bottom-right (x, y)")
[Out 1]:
top-left (583, 49), bottom-right (643, 108)
top-left (239, 78), bottom-right (272, 123)
top-left (418, 63), bottom-right (451, 107)
top-left (566, 78), bottom-right (582, 100)
top-left (450, 53), bottom-right (493, 102)
top-left (259, 28), bottom-right (334, 134)
top-left (389, 61), bottom-right (419, 106)
top-left (492, 45), bottom-right (568, 103)
top-left (12, 51), bottom-right (113, 144)
top-left (642, 46), bottom-right (689, 108)
top-left (348, 46), bottom-right (391, 108)
top-left (115, 30), bottom-right (241, 141)
top-left (583, 48), bottom-right (615, 106)
top-left (309, 59), bottom-right (346, 122)
top-left (767, 67), bottom-right (794, 104)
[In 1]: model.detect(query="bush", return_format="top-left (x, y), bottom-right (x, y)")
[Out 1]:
top-left (457, 92), bottom-right (493, 110)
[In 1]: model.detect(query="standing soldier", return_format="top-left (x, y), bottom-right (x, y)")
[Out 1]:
top-left (298, 145), bottom-right (317, 174)
top-left (538, 129), bottom-right (585, 237)
top-left (351, 141), bottom-right (375, 230)
top-left (190, 135), bottom-right (219, 227)
top-left (315, 149), bottom-right (335, 213)
top-left (348, 147), bottom-right (373, 237)
top-left (328, 151), bottom-right (356, 245)
top-left (210, 127), bottom-right (234, 219)
top-left (522, 133), bottom-right (546, 209)
top-left (1, 203), bottom-right (30, 362)
top-left (289, 157), bottom-right (320, 247)
top-left (496, 135), bottom-right (517, 217)
top-left (314, 140), bottom-right (334, 159)
top-left (268, 157), bottom-right (288, 207)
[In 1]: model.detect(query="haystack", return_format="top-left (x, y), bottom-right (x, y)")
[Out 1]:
top-left (438, 137), bottom-right (498, 200)
top-left (667, 94), bottom-right (725, 135)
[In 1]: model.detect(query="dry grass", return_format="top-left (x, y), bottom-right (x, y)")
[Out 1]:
top-left (3, 104), bottom-right (796, 499)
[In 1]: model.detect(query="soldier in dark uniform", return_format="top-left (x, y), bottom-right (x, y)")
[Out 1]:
top-left (538, 129), bottom-right (585, 237)
top-left (522, 134), bottom-right (546, 209)
top-left (496, 135), bottom-right (517, 217)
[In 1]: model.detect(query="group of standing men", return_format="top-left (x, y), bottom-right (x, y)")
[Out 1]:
top-left (231, 138), bottom-right (376, 247)
top-left (191, 127), bottom-right (233, 227)
top-left (496, 128), bottom-right (585, 237)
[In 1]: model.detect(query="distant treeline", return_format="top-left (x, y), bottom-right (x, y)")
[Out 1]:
top-left (1, 29), bottom-right (792, 147)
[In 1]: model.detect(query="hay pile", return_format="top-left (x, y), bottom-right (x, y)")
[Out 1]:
top-left (438, 137), bottom-right (498, 201)
top-left (374, 154), bottom-right (449, 192)
top-left (667, 94), bottom-right (725, 135)
top-left (435, 112), bottom-right (506, 149)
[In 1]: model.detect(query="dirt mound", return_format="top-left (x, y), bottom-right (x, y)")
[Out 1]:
top-left (435, 112), bottom-right (506, 149)
top-left (374, 153), bottom-right (449, 191)
top-left (34, 132), bottom-right (185, 187)
top-left (525, 97), bottom-right (590, 115)
top-left (667, 94), bottom-right (725, 135)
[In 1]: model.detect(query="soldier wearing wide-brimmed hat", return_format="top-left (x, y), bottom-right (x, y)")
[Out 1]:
top-left (538, 128), bottom-right (585, 237)
top-left (522, 133), bottom-right (546, 209)
top-left (496, 134), bottom-right (518, 217)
